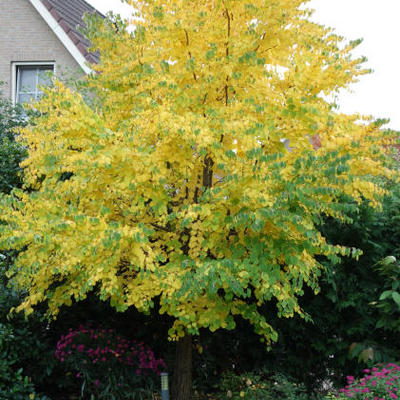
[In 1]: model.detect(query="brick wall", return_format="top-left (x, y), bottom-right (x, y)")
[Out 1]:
top-left (0, 0), bottom-right (82, 99)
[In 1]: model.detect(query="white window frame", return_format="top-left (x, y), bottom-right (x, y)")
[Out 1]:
top-left (11, 61), bottom-right (56, 105)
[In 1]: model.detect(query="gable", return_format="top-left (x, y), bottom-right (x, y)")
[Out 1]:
top-left (0, 0), bottom-right (81, 97)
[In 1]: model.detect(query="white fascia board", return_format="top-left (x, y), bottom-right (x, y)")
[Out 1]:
top-left (28, 0), bottom-right (92, 74)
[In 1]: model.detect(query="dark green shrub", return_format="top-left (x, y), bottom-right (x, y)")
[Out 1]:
top-left (0, 357), bottom-right (50, 399)
top-left (0, 89), bottom-right (27, 193)
top-left (253, 189), bottom-right (400, 390)
top-left (0, 90), bottom-right (54, 398)
top-left (0, 360), bottom-right (36, 400)
top-left (373, 256), bottom-right (400, 332)
top-left (0, 254), bottom-right (58, 396)
top-left (216, 370), bottom-right (322, 400)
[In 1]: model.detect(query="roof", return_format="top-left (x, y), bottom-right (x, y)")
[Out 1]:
top-left (39, 0), bottom-right (104, 64)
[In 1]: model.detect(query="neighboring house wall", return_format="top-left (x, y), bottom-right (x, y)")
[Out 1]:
top-left (0, 0), bottom-right (83, 100)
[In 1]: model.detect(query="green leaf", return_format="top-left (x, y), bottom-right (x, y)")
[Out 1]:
top-left (379, 290), bottom-right (393, 301)
top-left (392, 291), bottom-right (400, 308)
top-left (382, 255), bottom-right (396, 266)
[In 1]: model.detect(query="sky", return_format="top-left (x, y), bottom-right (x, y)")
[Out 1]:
top-left (86, 0), bottom-right (400, 131)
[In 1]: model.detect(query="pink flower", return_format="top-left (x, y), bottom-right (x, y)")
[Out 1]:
top-left (77, 344), bottom-right (85, 352)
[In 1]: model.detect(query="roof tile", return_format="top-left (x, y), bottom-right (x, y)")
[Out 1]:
top-left (58, 19), bottom-right (71, 34)
top-left (39, 0), bottom-right (103, 64)
top-left (68, 30), bottom-right (81, 45)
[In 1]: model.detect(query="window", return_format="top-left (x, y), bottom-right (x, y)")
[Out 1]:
top-left (12, 63), bottom-right (55, 104)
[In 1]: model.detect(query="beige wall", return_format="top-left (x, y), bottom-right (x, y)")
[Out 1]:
top-left (0, 0), bottom-right (83, 100)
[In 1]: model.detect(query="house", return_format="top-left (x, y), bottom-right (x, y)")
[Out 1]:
top-left (0, 0), bottom-right (103, 104)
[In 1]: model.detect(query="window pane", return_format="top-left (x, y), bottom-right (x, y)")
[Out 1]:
top-left (16, 65), bottom-right (54, 104)
top-left (17, 93), bottom-right (34, 104)
top-left (18, 68), bottom-right (36, 93)
top-left (38, 68), bottom-right (53, 86)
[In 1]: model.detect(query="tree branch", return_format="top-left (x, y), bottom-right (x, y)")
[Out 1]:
top-left (184, 29), bottom-right (197, 82)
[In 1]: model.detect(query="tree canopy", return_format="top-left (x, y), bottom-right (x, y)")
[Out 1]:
top-left (0, 0), bottom-right (395, 344)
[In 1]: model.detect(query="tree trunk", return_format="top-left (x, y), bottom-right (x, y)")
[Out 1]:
top-left (172, 334), bottom-right (193, 400)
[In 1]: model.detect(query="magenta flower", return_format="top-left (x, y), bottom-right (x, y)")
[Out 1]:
top-left (55, 325), bottom-right (166, 396)
top-left (338, 364), bottom-right (400, 399)
top-left (77, 344), bottom-right (85, 352)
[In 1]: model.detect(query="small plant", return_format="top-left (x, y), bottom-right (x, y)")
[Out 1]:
top-left (338, 363), bottom-right (400, 399)
top-left (217, 371), bottom-right (271, 400)
top-left (55, 325), bottom-right (166, 399)
top-left (217, 370), bottom-right (310, 400)
top-left (324, 394), bottom-right (347, 400)
top-left (0, 359), bottom-right (49, 400)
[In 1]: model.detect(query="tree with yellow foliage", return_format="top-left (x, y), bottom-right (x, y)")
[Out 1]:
top-left (0, 0), bottom-right (396, 398)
